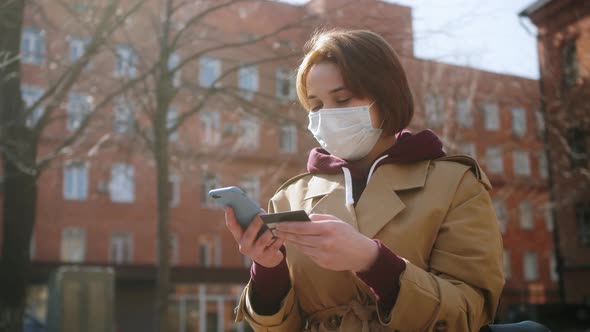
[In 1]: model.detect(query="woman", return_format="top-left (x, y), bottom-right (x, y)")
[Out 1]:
top-left (225, 29), bottom-right (504, 331)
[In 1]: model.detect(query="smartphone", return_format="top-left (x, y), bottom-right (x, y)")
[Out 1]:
top-left (260, 210), bottom-right (310, 230)
top-left (208, 186), bottom-right (268, 238)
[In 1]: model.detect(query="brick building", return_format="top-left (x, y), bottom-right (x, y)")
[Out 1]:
top-left (520, 0), bottom-right (590, 315)
top-left (2, 0), bottom-right (559, 330)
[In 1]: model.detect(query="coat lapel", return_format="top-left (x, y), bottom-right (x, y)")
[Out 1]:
top-left (303, 175), bottom-right (358, 227)
top-left (356, 160), bottom-right (432, 238)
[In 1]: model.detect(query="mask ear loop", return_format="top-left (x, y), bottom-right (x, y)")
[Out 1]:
top-left (368, 101), bottom-right (385, 129)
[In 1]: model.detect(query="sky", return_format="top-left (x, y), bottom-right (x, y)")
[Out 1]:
top-left (282, 0), bottom-right (540, 79)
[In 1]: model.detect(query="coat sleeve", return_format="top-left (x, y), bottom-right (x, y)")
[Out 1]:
top-left (234, 190), bottom-right (304, 331)
top-left (379, 169), bottom-right (505, 331)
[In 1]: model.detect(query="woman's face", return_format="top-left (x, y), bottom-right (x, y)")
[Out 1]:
top-left (306, 62), bottom-right (382, 129)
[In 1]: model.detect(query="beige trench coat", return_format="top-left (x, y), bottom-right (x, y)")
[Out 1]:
top-left (236, 156), bottom-right (505, 332)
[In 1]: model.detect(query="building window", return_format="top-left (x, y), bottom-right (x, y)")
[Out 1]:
top-left (458, 143), bottom-right (476, 159)
top-left (239, 114), bottom-right (259, 149)
top-left (566, 127), bottom-right (588, 168)
top-left (113, 98), bottom-right (135, 134)
top-left (69, 37), bottom-right (89, 64)
top-left (544, 205), bottom-right (554, 232)
top-left (511, 107), bottom-right (527, 137)
top-left (21, 27), bottom-right (45, 64)
top-left (513, 150), bottom-right (531, 176)
top-left (524, 251), bottom-right (539, 281)
top-left (456, 99), bottom-right (472, 128)
top-left (199, 56), bottom-right (221, 88)
top-left (485, 147), bottom-right (503, 174)
top-left (61, 228), bottom-right (86, 263)
top-left (240, 175), bottom-right (260, 205)
top-left (561, 39), bottom-right (578, 89)
top-left (424, 94), bottom-right (444, 127)
top-left (169, 175), bottom-right (180, 207)
top-left (550, 253), bottom-right (559, 282)
top-left (535, 111), bottom-right (545, 138)
top-left (539, 151), bottom-right (548, 179)
top-left (482, 103), bottom-right (500, 131)
top-left (199, 242), bottom-right (211, 267)
top-left (167, 107), bottom-right (179, 141)
top-left (200, 111), bottom-right (221, 145)
top-left (64, 161), bottom-right (88, 201)
top-left (201, 173), bottom-right (219, 207)
top-left (276, 67), bottom-right (295, 101)
top-left (168, 53), bottom-right (181, 88)
top-left (67, 93), bottom-right (92, 131)
top-left (238, 65), bottom-right (259, 101)
top-left (21, 86), bottom-right (44, 127)
top-left (110, 232), bottom-right (133, 264)
top-left (493, 199), bottom-right (507, 233)
top-left (503, 250), bottom-right (511, 280)
top-left (575, 202), bottom-right (590, 247)
top-left (109, 163), bottom-right (135, 203)
top-left (115, 44), bottom-right (137, 78)
top-left (519, 201), bottom-right (534, 230)
top-left (280, 123), bottom-right (297, 153)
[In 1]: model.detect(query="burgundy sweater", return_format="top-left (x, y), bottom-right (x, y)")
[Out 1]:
top-left (250, 130), bottom-right (446, 315)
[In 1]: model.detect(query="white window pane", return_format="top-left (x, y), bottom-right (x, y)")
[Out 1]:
top-left (239, 114), bottom-right (259, 149)
top-left (240, 176), bottom-right (260, 204)
top-left (458, 143), bottom-right (476, 159)
top-left (456, 99), bottom-right (472, 128)
top-left (110, 232), bottom-right (133, 264)
top-left (276, 67), bottom-right (295, 100)
top-left (200, 111), bottom-right (221, 145)
top-left (115, 45), bottom-right (137, 78)
top-left (493, 199), bottom-right (507, 233)
top-left (167, 107), bottom-right (179, 141)
top-left (200, 243), bottom-right (211, 267)
top-left (513, 150), bottom-right (531, 176)
top-left (483, 103), bottom-right (499, 131)
top-left (169, 175), bottom-right (180, 207)
top-left (109, 164), bottom-right (135, 203)
top-left (68, 93), bottom-right (93, 131)
top-left (425, 94), bottom-right (444, 127)
top-left (524, 251), bottom-right (539, 281)
top-left (486, 147), bottom-right (503, 174)
top-left (544, 205), bottom-right (554, 232)
top-left (519, 201), bottom-right (534, 230)
top-left (536, 111), bottom-right (545, 136)
top-left (280, 123), bottom-right (297, 153)
top-left (63, 162), bottom-right (88, 200)
top-left (239, 65), bottom-right (259, 101)
top-left (168, 53), bottom-right (181, 88)
top-left (512, 107), bottom-right (527, 137)
top-left (21, 86), bottom-right (44, 126)
top-left (113, 98), bottom-right (134, 134)
top-left (199, 57), bottom-right (221, 87)
top-left (21, 27), bottom-right (45, 64)
top-left (61, 228), bottom-right (86, 263)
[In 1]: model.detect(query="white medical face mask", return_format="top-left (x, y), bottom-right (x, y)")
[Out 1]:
top-left (308, 103), bottom-right (382, 161)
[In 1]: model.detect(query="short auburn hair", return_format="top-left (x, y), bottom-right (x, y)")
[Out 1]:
top-left (296, 29), bottom-right (414, 135)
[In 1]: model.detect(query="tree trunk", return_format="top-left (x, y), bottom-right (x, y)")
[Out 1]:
top-left (0, 2), bottom-right (38, 332)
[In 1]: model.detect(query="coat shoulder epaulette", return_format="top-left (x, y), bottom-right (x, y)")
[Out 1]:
top-left (435, 154), bottom-right (492, 190)
top-left (274, 172), bottom-right (312, 195)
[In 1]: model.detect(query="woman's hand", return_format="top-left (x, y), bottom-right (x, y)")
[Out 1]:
top-left (225, 207), bottom-right (286, 268)
top-left (274, 214), bottom-right (379, 272)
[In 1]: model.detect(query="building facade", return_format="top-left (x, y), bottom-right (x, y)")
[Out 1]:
top-left (1, 0), bottom-right (560, 330)
top-left (521, 0), bottom-right (590, 311)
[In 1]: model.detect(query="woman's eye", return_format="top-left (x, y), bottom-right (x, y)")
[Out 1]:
top-left (336, 98), bottom-right (351, 104)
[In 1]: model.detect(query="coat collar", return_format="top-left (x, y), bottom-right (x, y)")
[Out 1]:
top-left (302, 160), bottom-right (432, 238)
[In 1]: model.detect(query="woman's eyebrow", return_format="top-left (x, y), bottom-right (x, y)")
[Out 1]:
top-left (307, 86), bottom-right (346, 99)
